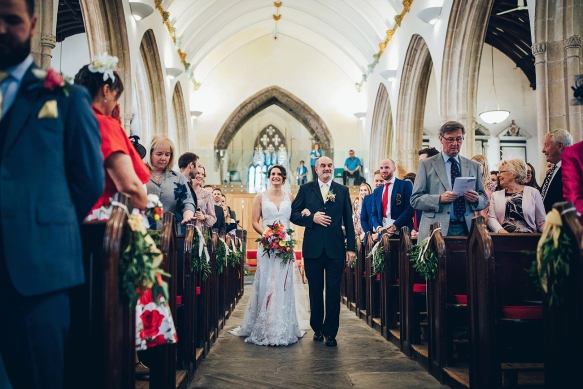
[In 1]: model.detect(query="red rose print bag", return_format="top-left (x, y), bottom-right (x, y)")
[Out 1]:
top-left (135, 288), bottom-right (178, 350)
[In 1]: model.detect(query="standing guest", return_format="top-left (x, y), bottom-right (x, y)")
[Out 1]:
top-left (296, 160), bottom-right (309, 185)
top-left (540, 129), bottom-right (573, 213)
top-left (0, 0), bottom-right (104, 387)
top-left (562, 140), bottom-right (583, 221)
top-left (353, 182), bottom-right (372, 243)
top-left (360, 170), bottom-right (383, 242)
top-left (471, 155), bottom-right (497, 221)
top-left (403, 172), bottom-right (416, 183)
top-left (211, 187), bottom-right (227, 235)
top-left (488, 159), bottom-right (546, 233)
top-left (402, 173), bottom-right (422, 239)
top-left (524, 162), bottom-right (541, 191)
top-left (190, 168), bottom-right (216, 229)
top-left (343, 150), bottom-right (362, 185)
top-left (222, 194), bottom-right (237, 233)
top-left (411, 121), bottom-right (487, 241)
top-left (146, 135), bottom-right (195, 229)
top-left (490, 171), bottom-right (499, 184)
top-left (74, 57), bottom-right (149, 215)
top-left (178, 152), bottom-right (200, 209)
top-left (309, 143), bottom-right (323, 181)
top-left (371, 159), bottom-right (414, 237)
top-left (418, 147), bottom-right (440, 161)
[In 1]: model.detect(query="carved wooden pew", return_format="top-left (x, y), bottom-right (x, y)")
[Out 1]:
top-left (359, 232), bottom-right (375, 321)
top-left (543, 202), bottom-right (583, 388)
top-left (467, 216), bottom-right (543, 389)
top-left (65, 194), bottom-right (134, 389)
top-left (208, 230), bottom-right (219, 344)
top-left (380, 236), bottom-right (401, 343)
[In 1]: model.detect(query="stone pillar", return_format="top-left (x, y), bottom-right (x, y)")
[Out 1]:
top-left (31, 0), bottom-right (56, 69)
top-left (564, 35), bottom-right (582, 142)
top-left (532, 42), bottom-right (548, 173)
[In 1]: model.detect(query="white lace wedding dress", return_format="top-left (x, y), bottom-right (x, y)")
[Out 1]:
top-left (229, 192), bottom-right (305, 346)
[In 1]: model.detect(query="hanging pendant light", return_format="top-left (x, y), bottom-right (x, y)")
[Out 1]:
top-left (479, 46), bottom-right (510, 124)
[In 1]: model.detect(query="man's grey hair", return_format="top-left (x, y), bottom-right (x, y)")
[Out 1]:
top-left (546, 129), bottom-right (573, 147)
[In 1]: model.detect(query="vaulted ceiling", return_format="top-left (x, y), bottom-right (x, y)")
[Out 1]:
top-left (166, 0), bottom-right (403, 81)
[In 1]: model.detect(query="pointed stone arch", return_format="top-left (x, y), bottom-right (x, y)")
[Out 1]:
top-left (395, 34), bottom-right (434, 176)
top-left (369, 83), bottom-right (393, 172)
top-left (214, 86), bottom-right (333, 151)
top-left (441, 0), bottom-right (495, 156)
top-left (139, 30), bottom-right (168, 137)
top-left (172, 82), bottom-right (189, 156)
top-left (80, 0), bottom-right (132, 131)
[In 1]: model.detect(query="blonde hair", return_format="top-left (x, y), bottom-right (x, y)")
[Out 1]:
top-left (499, 158), bottom-right (527, 185)
top-left (471, 155), bottom-right (491, 189)
top-left (149, 134), bottom-right (175, 171)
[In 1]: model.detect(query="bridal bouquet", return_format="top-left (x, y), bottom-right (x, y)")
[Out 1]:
top-left (256, 221), bottom-right (297, 265)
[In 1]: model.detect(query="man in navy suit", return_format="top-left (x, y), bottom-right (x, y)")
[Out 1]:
top-left (359, 169), bottom-right (383, 242)
top-left (371, 159), bottom-right (414, 237)
top-left (0, 0), bottom-right (104, 387)
top-left (291, 156), bottom-right (355, 347)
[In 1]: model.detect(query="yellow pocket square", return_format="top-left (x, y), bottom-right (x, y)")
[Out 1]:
top-left (37, 100), bottom-right (58, 119)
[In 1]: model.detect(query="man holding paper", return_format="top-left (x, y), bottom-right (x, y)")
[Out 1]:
top-left (411, 121), bottom-right (487, 240)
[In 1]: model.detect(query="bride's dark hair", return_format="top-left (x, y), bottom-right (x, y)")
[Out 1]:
top-left (268, 164), bottom-right (287, 184)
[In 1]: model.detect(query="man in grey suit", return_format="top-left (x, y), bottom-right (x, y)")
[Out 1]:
top-left (411, 121), bottom-right (487, 241)
top-left (0, 0), bottom-right (104, 387)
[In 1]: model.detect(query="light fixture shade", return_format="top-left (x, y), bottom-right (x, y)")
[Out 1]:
top-left (190, 110), bottom-right (202, 118)
top-left (417, 7), bottom-right (442, 25)
top-left (379, 69), bottom-right (397, 81)
top-left (353, 112), bottom-right (366, 119)
top-left (166, 67), bottom-right (183, 79)
top-left (479, 110), bottom-right (510, 124)
top-left (129, 1), bottom-right (155, 21)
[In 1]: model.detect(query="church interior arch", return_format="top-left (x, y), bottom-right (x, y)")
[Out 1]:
top-left (369, 83), bottom-right (394, 172)
top-left (172, 82), bottom-right (189, 157)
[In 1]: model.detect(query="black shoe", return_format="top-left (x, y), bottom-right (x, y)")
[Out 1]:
top-left (313, 331), bottom-right (324, 341)
top-left (325, 336), bottom-right (337, 347)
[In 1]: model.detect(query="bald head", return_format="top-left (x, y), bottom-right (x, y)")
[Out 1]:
top-left (315, 156), bottom-right (334, 183)
top-left (379, 159), bottom-right (396, 181)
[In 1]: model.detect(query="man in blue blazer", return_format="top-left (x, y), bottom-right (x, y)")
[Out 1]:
top-left (359, 170), bottom-right (383, 241)
top-left (0, 1), bottom-right (104, 387)
top-left (371, 159), bottom-right (414, 236)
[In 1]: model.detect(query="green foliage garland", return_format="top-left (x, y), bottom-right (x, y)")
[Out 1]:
top-left (367, 245), bottom-right (384, 276)
top-left (192, 230), bottom-right (211, 280)
top-left (409, 238), bottom-right (438, 280)
top-left (227, 246), bottom-right (243, 267)
top-left (216, 239), bottom-right (227, 275)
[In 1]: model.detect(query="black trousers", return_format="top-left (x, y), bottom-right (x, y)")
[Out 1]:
top-left (0, 253), bottom-right (70, 389)
top-left (304, 253), bottom-right (344, 338)
top-left (343, 170), bottom-right (360, 185)
top-left (311, 166), bottom-right (318, 181)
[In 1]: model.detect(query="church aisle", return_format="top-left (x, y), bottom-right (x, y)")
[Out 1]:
top-left (189, 270), bottom-right (448, 389)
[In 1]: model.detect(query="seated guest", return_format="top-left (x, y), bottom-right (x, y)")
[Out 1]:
top-left (353, 182), bottom-right (372, 244)
top-left (471, 155), bottom-right (497, 221)
top-left (146, 135), bottom-right (195, 229)
top-left (74, 58), bottom-right (149, 214)
top-left (191, 168), bottom-right (216, 229)
top-left (211, 187), bottom-right (227, 235)
top-left (488, 158), bottom-right (546, 233)
top-left (343, 150), bottom-right (361, 185)
top-left (360, 170), bottom-right (383, 243)
top-left (524, 162), bottom-right (541, 190)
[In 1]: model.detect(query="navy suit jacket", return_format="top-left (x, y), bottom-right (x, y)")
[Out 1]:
top-left (359, 194), bottom-right (374, 234)
top-left (0, 64), bottom-right (104, 296)
top-left (371, 178), bottom-right (414, 231)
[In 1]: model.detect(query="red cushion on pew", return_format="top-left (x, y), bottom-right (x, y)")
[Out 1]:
top-left (454, 294), bottom-right (467, 304)
top-left (413, 283), bottom-right (427, 293)
top-left (176, 295), bottom-right (182, 305)
top-left (295, 251), bottom-right (302, 259)
top-left (376, 274), bottom-right (381, 280)
top-left (501, 306), bottom-right (542, 320)
top-left (247, 250), bottom-right (257, 259)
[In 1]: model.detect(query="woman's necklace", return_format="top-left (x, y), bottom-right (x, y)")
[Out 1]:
top-left (152, 171), bottom-right (163, 182)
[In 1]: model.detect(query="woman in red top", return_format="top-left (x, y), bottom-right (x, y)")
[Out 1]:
top-left (74, 60), bottom-right (149, 213)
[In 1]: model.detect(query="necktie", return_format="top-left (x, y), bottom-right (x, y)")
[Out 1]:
top-left (0, 71), bottom-right (10, 120)
top-left (381, 182), bottom-right (390, 217)
top-left (540, 164), bottom-right (557, 200)
top-left (449, 157), bottom-right (465, 219)
top-left (320, 183), bottom-right (327, 201)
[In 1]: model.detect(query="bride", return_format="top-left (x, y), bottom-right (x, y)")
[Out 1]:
top-left (229, 164), bottom-right (305, 345)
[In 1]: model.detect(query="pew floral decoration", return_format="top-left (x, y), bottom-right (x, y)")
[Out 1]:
top-left (409, 231), bottom-right (439, 280)
top-left (367, 241), bottom-right (385, 276)
top-left (216, 238), bottom-right (229, 275)
top-left (192, 226), bottom-right (211, 280)
top-left (120, 211), bottom-right (170, 309)
top-left (529, 209), bottom-right (575, 306)
top-left (227, 237), bottom-right (243, 267)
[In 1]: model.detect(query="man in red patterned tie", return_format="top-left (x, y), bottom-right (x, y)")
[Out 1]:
top-left (371, 159), bottom-right (414, 237)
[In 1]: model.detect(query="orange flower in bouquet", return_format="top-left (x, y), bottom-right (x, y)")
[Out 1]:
top-left (256, 221), bottom-right (297, 265)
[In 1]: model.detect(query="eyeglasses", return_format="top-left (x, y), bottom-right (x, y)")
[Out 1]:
top-left (497, 170), bottom-right (509, 174)
top-left (441, 137), bottom-right (464, 144)
top-left (526, 171), bottom-right (533, 175)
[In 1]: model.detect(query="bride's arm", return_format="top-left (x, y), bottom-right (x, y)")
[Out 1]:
top-left (251, 193), bottom-right (264, 235)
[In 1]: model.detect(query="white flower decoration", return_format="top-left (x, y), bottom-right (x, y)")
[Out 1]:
top-left (88, 52), bottom-right (119, 82)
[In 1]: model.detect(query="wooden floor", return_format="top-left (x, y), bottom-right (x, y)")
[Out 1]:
top-left (188, 265), bottom-right (448, 389)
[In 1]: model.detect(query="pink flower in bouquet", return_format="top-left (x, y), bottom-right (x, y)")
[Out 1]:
top-left (44, 68), bottom-right (66, 91)
top-left (264, 229), bottom-right (273, 238)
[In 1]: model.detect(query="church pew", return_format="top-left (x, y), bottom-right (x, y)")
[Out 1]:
top-left (209, 230), bottom-right (220, 343)
top-left (359, 232), bottom-right (375, 321)
top-left (237, 230), bottom-right (247, 298)
top-left (217, 232), bottom-right (227, 330)
top-left (367, 233), bottom-right (389, 332)
top-left (543, 202), bottom-right (583, 388)
top-left (65, 193), bottom-right (134, 389)
top-left (380, 236), bottom-right (401, 343)
top-left (426, 222), bottom-right (468, 385)
top-left (467, 216), bottom-right (543, 389)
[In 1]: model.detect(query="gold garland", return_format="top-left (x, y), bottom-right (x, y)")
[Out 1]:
top-left (153, 0), bottom-right (201, 90)
top-left (355, 0), bottom-right (414, 91)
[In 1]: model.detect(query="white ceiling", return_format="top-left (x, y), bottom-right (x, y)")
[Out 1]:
top-left (164, 0), bottom-right (402, 80)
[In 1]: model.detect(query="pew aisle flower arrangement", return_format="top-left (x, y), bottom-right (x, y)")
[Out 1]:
top-left (409, 236), bottom-right (438, 280)
top-left (216, 238), bottom-right (228, 275)
top-left (192, 227), bottom-right (211, 280)
top-left (227, 238), bottom-right (244, 267)
top-left (367, 242), bottom-right (384, 276)
top-left (256, 221), bottom-right (297, 265)
top-left (529, 209), bottom-right (575, 306)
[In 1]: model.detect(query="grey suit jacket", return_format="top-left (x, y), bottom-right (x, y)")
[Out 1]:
top-left (410, 153), bottom-right (487, 241)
